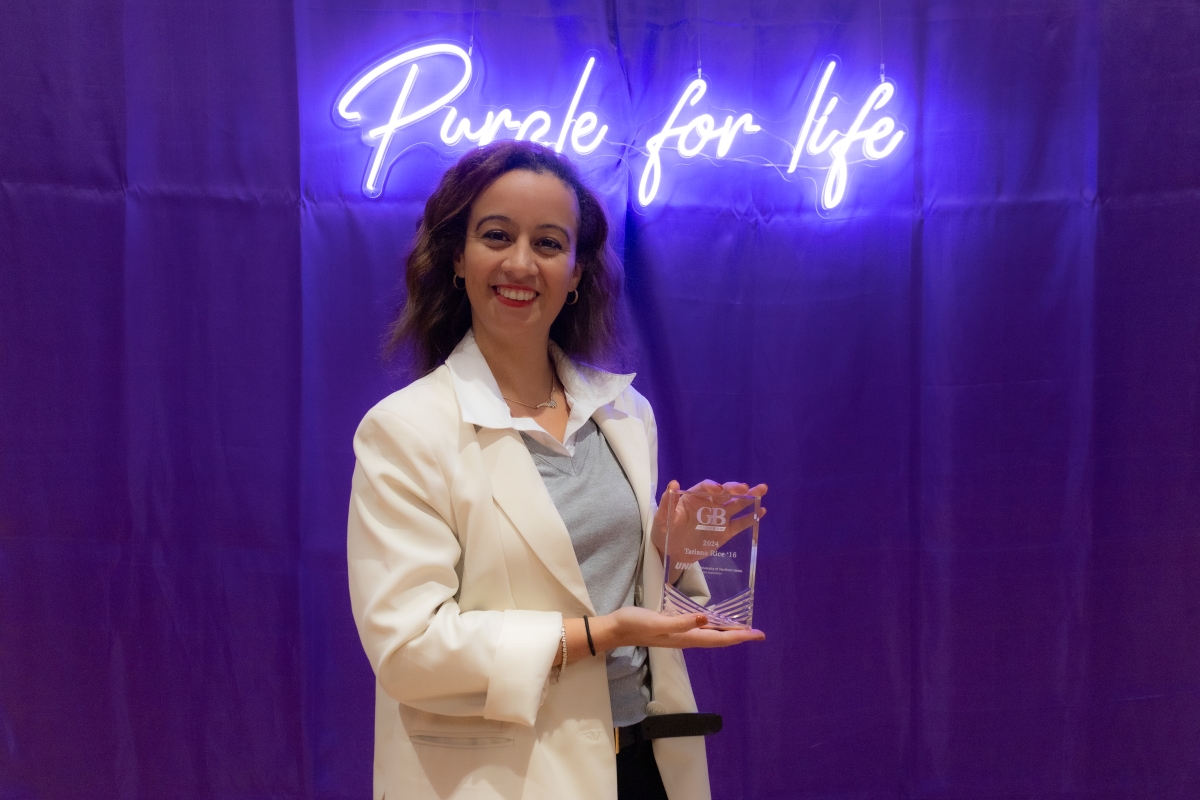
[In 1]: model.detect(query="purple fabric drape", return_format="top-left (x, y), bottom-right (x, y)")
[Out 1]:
top-left (1, 1), bottom-right (1197, 798)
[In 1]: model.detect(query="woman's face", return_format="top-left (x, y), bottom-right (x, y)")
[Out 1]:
top-left (454, 169), bottom-right (581, 349)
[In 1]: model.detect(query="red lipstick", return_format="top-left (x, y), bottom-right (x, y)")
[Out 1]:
top-left (492, 284), bottom-right (538, 308)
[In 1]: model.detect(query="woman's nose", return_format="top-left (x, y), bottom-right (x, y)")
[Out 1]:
top-left (502, 239), bottom-right (537, 276)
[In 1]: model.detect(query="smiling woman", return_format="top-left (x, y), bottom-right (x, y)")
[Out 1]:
top-left (387, 141), bottom-right (624, 375)
top-left (350, 140), bottom-right (766, 800)
top-left (454, 170), bottom-right (583, 382)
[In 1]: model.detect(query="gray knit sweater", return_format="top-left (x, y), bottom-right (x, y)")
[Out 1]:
top-left (521, 420), bottom-right (651, 727)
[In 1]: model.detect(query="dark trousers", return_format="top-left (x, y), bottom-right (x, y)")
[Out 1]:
top-left (616, 739), bottom-right (670, 800)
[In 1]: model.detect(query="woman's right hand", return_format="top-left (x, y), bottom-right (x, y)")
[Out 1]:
top-left (651, 480), bottom-right (768, 585)
top-left (594, 606), bottom-right (766, 650)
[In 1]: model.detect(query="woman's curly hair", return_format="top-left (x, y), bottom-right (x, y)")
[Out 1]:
top-left (386, 140), bottom-right (625, 375)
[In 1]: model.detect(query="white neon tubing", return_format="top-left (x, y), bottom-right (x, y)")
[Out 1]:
top-left (338, 43), bottom-right (472, 125)
top-left (820, 80), bottom-right (903, 208)
top-left (821, 154), bottom-right (849, 208)
top-left (806, 97), bottom-right (841, 155)
top-left (516, 111), bottom-right (553, 143)
top-left (462, 111), bottom-right (497, 143)
top-left (483, 109), bottom-right (523, 145)
top-left (638, 79), bottom-right (707, 206)
top-left (364, 64), bottom-right (420, 196)
top-left (439, 107), bottom-right (473, 145)
top-left (717, 114), bottom-right (761, 157)
top-left (339, 45), bottom-right (904, 209)
top-left (570, 111), bottom-right (608, 154)
top-left (637, 79), bottom-right (761, 205)
top-left (863, 117), bottom-right (904, 159)
top-left (860, 86), bottom-right (904, 159)
top-left (841, 82), bottom-right (892, 146)
top-left (788, 61), bottom-right (837, 173)
top-left (555, 56), bottom-right (598, 153)
top-left (677, 113), bottom-right (714, 158)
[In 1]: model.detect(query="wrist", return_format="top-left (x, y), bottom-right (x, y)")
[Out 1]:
top-left (592, 612), bottom-right (623, 652)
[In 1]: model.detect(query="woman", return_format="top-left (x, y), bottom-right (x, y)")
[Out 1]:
top-left (347, 140), bottom-right (766, 800)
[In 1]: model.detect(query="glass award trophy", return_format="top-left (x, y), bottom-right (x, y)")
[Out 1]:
top-left (659, 489), bottom-right (760, 629)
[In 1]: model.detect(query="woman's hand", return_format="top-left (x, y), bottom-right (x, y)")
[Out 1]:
top-left (553, 480), bottom-right (769, 667)
top-left (557, 608), bottom-right (764, 666)
top-left (593, 607), bottom-right (765, 650)
top-left (650, 479), bottom-right (768, 584)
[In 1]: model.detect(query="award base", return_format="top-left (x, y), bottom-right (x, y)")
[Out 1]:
top-left (662, 582), bottom-right (754, 630)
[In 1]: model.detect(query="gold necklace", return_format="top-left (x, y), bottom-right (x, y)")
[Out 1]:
top-left (502, 377), bottom-right (559, 410)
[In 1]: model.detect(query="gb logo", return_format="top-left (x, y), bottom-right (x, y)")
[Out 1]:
top-left (695, 506), bottom-right (727, 531)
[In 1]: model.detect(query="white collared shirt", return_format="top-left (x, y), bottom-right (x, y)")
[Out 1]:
top-left (445, 330), bottom-right (635, 457)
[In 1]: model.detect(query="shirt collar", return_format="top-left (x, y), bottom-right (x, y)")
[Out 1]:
top-left (445, 329), bottom-right (635, 434)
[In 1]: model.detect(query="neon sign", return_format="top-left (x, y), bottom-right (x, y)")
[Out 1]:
top-left (335, 44), bottom-right (905, 209)
top-left (637, 78), bottom-right (762, 206)
top-left (786, 60), bottom-right (905, 209)
top-left (336, 44), bottom-right (607, 198)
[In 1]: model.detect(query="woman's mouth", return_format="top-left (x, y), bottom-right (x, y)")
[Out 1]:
top-left (493, 285), bottom-right (538, 307)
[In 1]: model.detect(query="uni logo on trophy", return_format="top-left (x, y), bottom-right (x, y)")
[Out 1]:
top-left (695, 507), bottom-right (727, 531)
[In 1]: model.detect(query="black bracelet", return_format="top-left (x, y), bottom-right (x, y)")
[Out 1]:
top-left (583, 615), bottom-right (596, 657)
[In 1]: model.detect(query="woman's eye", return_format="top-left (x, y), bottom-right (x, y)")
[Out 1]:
top-left (481, 230), bottom-right (510, 243)
top-left (536, 238), bottom-right (564, 251)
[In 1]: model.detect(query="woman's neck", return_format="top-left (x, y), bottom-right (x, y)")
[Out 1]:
top-left (473, 327), bottom-right (556, 405)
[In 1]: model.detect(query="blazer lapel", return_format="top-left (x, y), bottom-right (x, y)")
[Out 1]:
top-left (594, 409), bottom-right (652, 531)
top-left (595, 409), bottom-right (654, 540)
top-left (477, 426), bottom-right (595, 614)
top-left (596, 409), bottom-right (663, 612)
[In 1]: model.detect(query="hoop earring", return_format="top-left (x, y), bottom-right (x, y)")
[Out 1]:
top-left (566, 289), bottom-right (580, 305)
top-left (452, 274), bottom-right (465, 291)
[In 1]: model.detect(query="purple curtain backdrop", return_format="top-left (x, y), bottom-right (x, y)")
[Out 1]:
top-left (2, 1), bottom-right (1198, 799)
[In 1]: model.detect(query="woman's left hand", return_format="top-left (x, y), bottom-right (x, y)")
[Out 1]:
top-left (596, 607), bottom-right (766, 651)
top-left (650, 480), bottom-right (767, 583)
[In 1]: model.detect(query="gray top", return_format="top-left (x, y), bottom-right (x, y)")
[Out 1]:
top-left (521, 419), bottom-right (650, 727)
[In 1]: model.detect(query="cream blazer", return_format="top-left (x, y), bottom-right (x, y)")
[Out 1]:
top-left (347, 364), bottom-right (712, 800)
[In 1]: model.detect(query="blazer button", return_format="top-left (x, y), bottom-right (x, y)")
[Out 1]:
top-left (634, 585), bottom-right (644, 605)
top-left (646, 700), bottom-right (667, 716)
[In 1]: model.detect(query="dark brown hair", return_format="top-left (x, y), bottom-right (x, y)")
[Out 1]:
top-left (386, 140), bottom-right (625, 375)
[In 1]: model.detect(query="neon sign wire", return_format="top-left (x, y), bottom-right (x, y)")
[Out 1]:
top-left (334, 44), bottom-right (905, 209)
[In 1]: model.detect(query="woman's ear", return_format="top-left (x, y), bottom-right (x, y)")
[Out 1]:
top-left (453, 251), bottom-right (463, 277)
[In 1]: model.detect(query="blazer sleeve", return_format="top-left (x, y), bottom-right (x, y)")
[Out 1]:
top-left (347, 405), bottom-right (562, 726)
